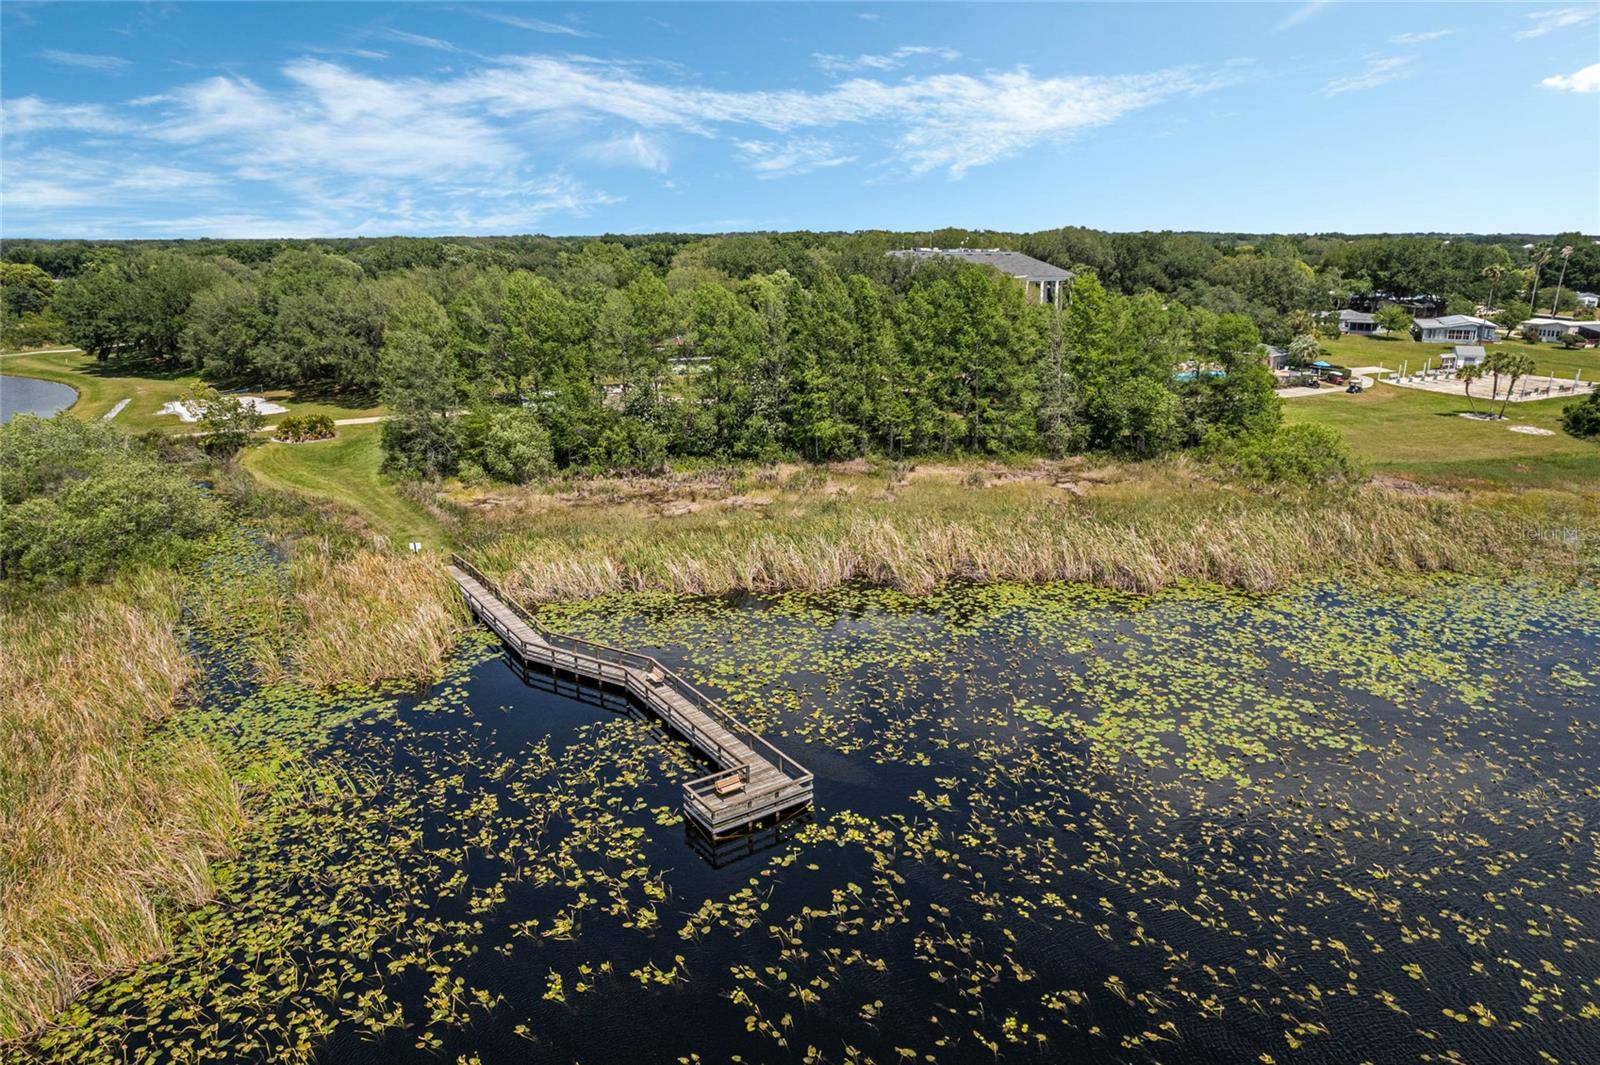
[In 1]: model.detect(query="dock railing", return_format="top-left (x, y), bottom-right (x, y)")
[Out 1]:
top-left (449, 554), bottom-right (814, 797)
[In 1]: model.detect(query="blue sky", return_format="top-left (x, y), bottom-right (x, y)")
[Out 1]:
top-left (3, 2), bottom-right (1597, 238)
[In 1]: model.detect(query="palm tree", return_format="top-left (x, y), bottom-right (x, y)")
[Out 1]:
top-left (1480, 263), bottom-right (1507, 312)
top-left (1459, 362), bottom-right (1486, 417)
top-left (1497, 353), bottom-right (1537, 419)
top-left (1528, 245), bottom-right (1553, 315)
top-left (1549, 245), bottom-right (1575, 314)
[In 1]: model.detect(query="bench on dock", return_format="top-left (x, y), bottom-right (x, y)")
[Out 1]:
top-left (447, 555), bottom-right (814, 840)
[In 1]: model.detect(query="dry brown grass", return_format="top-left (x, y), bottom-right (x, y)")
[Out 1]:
top-left (288, 548), bottom-right (470, 688)
top-left (0, 575), bottom-right (240, 1040)
top-left (463, 457), bottom-right (1595, 601)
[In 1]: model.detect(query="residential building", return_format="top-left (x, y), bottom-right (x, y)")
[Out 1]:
top-left (1518, 317), bottom-right (1600, 345)
top-left (1338, 309), bottom-right (1382, 335)
top-left (1440, 345), bottom-right (1486, 370)
top-left (1263, 345), bottom-right (1288, 370)
top-left (1348, 292), bottom-right (1446, 317)
top-left (1576, 291), bottom-right (1599, 308)
top-left (1410, 315), bottom-right (1499, 344)
top-left (888, 247), bottom-right (1072, 305)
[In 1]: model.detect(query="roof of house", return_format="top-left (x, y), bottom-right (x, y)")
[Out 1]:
top-left (1413, 315), bottom-right (1495, 330)
top-left (1451, 345), bottom-right (1486, 358)
top-left (1521, 317), bottom-right (1580, 327)
top-left (1576, 292), bottom-right (1598, 298)
top-left (1339, 309), bottom-right (1375, 323)
top-left (888, 247), bottom-right (1072, 280)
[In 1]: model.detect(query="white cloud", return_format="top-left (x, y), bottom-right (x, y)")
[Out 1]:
top-left (735, 138), bottom-right (856, 178)
top-left (40, 49), bottom-right (130, 72)
top-left (580, 130), bottom-right (671, 172)
top-left (1388, 29), bottom-right (1457, 45)
top-left (3, 49), bottom-right (1229, 233)
top-left (1324, 55), bottom-right (1411, 95)
top-left (1515, 7), bottom-right (1597, 39)
top-left (813, 45), bottom-right (959, 76)
top-left (473, 10), bottom-right (595, 38)
top-left (1274, 2), bottom-right (1331, 32)
top-left (381, 28), bottom-right (465, 54)
top-left (1541, 62), bottom-right (1600, 93)
top-left (1, 96), bottom-right (125, 134)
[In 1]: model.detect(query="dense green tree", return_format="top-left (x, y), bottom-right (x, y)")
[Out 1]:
top-left (379, 288), bottom-right (460, 479)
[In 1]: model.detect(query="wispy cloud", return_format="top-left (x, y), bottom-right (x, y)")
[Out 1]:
top-left (381, 28), bottom-right (465, 54)
top-left (471, 8), bottom-right (595, 38)
top-left (1515, 7), bottom-right (1596, 39)
top-left (1541, 62), bottom-right (1600, 93)
top-left (1389, 29), bottom-right (1457, 45)
top-left (1, 49), bottom-right (1230, 233)
top-left (1324, 55), bottom-right (1411, 95)
top-left (580, 130), bottom-right (671, 172)
top-left (735, 138), bottom-right (856, 178)
top-left (813, 45), bottom-right (959, 76)
top-left (40, 49), bottom-right (131, 72)
top-left (1274, 2), bottom-right (1331, 33)
top-left (1, 96), bottom-right (125, 134)
top-left (306, 46), bottom-right (389, 61)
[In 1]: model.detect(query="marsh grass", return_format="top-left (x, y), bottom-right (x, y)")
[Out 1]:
top-left (288, 548), bottom-right (470, 688)
top-left (0, 574), bottom-right (240, 1040)
top-left (466, 458), bottom-right (1596, 600)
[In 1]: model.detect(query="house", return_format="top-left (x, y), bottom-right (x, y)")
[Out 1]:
top-left (1410, 315), bottom-right (1499, 344)
top-left (1519, 317), bottom-right (1600, 345)
top-left (1348, 292), bottom-right (1446, 317)
top-left (889, 247), bottom-right (1072, 305)
top-left (1338, 309), bottom-right (1383, 335)
top-left (1263, 345), bottom-right (1288, 370)
top-left (1576, 291), bottom-right (1599, 308)
top-left (1439, 345), bottom-right (1486, 370)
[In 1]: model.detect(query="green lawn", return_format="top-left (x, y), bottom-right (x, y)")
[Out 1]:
top-left (1285, 379), bottom-right (1598, 489)
top-left (0, 349), bottom-right (384, 433)
top-left (241, 423), bottom-right (446, 547)
top-left (1319, 333), bottom-right (1600, 380)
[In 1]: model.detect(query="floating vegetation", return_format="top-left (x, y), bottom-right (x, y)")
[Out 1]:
top-left (14, 563), bottom-right (1600, 1064)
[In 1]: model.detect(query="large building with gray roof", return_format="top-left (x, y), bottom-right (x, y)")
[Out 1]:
top-left (889, 247), bottom-right (1072, 305)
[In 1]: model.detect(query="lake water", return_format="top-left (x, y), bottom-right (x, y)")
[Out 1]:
top-left (0, 373), bottom-right (77, 423)
top-left (30, 569), bottom-right (1600, 1065)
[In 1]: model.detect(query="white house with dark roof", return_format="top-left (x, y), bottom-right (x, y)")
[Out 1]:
top-left (889, 247), bottom-right (1072, 305)
top-left (1410, 315), bottom-right (1499, 344)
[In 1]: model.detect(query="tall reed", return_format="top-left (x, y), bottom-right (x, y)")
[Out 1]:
top-left (0, 575), bottom-right (240, 1041)
top-left (288, 548), bottom-right (469, 688)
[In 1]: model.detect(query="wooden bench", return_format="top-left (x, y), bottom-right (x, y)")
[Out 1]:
top-left (714, 773), bottom-right (747, 797)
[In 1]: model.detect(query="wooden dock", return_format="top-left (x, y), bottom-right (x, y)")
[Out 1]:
top-left (448, 556), bottom-right (814, 840)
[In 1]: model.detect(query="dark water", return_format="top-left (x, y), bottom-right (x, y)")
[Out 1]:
top-left (26, 577), bottom-right (1600, 1065)
top-left (0, 374), bottom-right (76, 423)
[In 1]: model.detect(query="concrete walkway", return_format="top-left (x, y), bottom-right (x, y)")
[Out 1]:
top-left (1278, 368), bottom-right (1379, 400)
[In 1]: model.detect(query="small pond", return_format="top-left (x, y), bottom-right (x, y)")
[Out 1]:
top-left (0, 373), bottom-right (77, 423)
top-left (28, 563), bottom-right (1600, 1065)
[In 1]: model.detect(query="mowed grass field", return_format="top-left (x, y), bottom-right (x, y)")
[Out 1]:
top-left (0, 348), bottom-right (384, 433)
top-left (241, 423), bottom-right (445, 546)
top-left (1319, 333), bottom-right (1600, 380)
top-left (1284, 379), bottom-right (1598, 489)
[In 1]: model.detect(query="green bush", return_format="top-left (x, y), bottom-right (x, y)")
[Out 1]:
top-left (0, 415), bottom-right (219, 582)
top-left (273, 413), bottom-right (336, 442)
top-left (1214, 423), bottom-right (1364, 486)
top-left (1562, 391), bottom-right (1600, 440)
top-left (463, 407), bottom-right (554, 484)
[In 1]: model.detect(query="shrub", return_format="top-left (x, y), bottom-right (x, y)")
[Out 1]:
top-left (469, 407), bottom-right (554, 484)
top-left (1562, 391), bottom-right (1600, 439)
top-left (0, 415), bottom-right (219, 582)
top-left (1214, 423), bottom-right (1363, 486)
top-left (273, 413), bottom-right (336, 442)
top-left (1557, 332), bottom-right (1587, 349)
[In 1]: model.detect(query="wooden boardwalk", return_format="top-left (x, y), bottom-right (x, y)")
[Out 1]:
top-left (448, 557), bottom-right (814, 840)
